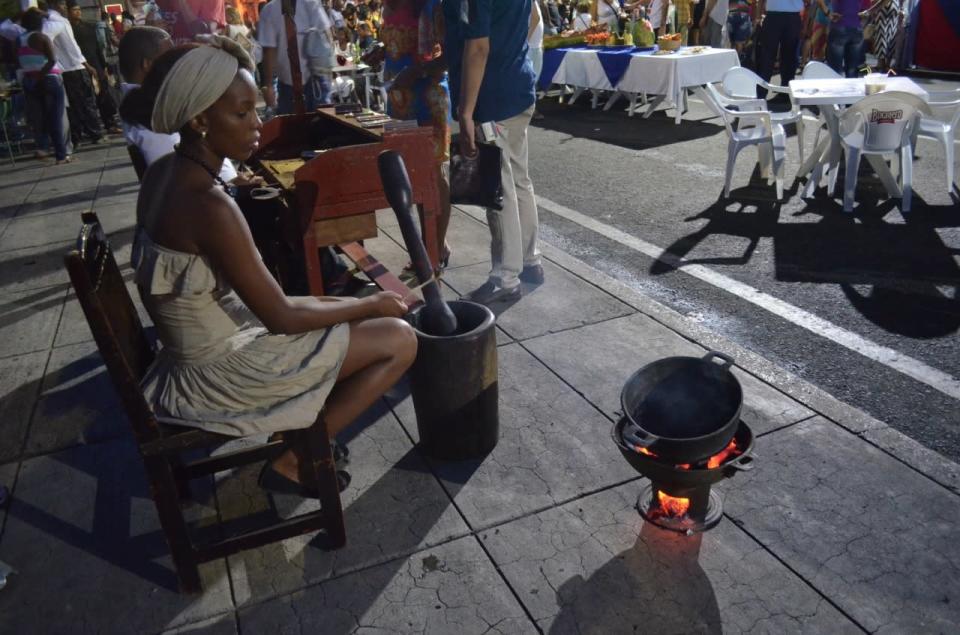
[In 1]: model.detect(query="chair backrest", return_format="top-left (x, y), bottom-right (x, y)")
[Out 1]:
top-left (695, 83), bottom-right (737, 137)
top-left (802, 61), bottom-right (840, 80)
top-left (840, 91), bottom-right (932, 153)
top-left (64, 212), bottom-right (160, 443)
top-left (722, 67), bottom-right (763, 99)
top-left (925, 88), bottom-right (960, 127)
top-left (127, 144), bottom-right (147, 182)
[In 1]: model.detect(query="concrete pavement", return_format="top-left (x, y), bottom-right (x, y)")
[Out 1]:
top-left (0, 138), bottom-right (957, 634)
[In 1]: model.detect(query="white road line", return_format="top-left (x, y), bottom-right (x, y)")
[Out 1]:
top-left (536, 194), bottom-right (960, 402)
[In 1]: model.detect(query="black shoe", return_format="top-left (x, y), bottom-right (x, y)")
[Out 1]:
top-left (331, 440), bottom-right (349, 466)
top-left (258, 463), bottom-right (351, 499)
top-left (519, 264), bottom-right (545, 284)
top-left (462, 281), bottom-right (521, 304)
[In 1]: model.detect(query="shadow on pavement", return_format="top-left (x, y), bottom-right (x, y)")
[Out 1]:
top-left (646, 166), bottom-right (960, 337)
top-left (548, 522), bottom-right (721, 634)
top-left (532, 98), bottom-right (723, 151)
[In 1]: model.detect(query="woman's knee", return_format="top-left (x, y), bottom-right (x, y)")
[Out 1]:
top-left (386, 317), bottom-right (418, 365)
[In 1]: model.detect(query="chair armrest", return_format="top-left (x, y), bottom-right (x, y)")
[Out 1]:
top-left (762, 82), bottom-right (790, 95)
top-left (722, 107), bottom-right (774, 130)
top-left (925, 97), bottom-right (960, 108)
top-left (926, 88), bottom-right (960, 102)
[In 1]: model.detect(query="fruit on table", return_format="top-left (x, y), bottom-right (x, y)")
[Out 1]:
top-left (633, 19), bottom-right (655, 47)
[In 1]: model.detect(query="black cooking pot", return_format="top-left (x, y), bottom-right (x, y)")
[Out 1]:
top-left (612, 417), bottom-right (755, 488)
top-left (620, 351), bottom-right (743, 463)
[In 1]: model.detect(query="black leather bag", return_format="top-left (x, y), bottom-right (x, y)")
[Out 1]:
top-left (449, 135), bottom-right (504, 210)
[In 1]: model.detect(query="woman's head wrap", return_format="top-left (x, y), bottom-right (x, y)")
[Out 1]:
top-left (151, 35), bottom-right (254, 134)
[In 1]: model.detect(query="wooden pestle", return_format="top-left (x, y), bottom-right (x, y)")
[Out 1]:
top-left (377, 151), bottom-right (458, 336)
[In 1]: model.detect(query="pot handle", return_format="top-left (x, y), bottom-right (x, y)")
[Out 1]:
top-left (621, 422), bottom-right (656, 449)
top-left (703, 351), bottom-right (734, 369)
top-left (724, 453), bottom-right (754, 472)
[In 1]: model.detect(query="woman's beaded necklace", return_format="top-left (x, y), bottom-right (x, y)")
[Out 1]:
top-left (174, 144), bottom-right (237, 198)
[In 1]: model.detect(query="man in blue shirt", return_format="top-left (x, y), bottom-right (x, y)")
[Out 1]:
top-left (756, 0), bottom-right (803, 97)
top-left (445, 0), bottom-right (543, 304)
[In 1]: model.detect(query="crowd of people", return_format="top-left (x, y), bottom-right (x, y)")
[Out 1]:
top-left (0, 0), bottom-right (392, 164)
top-left (539, 0), bottom-right (906, 77)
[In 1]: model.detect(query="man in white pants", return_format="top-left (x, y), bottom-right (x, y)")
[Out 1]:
top-left (444, 0), bottom-right (542, 305)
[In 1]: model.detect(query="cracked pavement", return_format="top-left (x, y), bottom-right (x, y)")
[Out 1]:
top-left (0, 139), bottom-right (957, 634)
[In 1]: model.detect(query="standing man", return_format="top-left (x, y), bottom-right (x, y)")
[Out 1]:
top-left (258, 0), bottom-right (334, 113)
top-left (755, 0), bottom-right (803, 97)
top-left (45, 0), bottom-right (104, 146)
top-left (699, 0), bottom-right (728, 47)
top-left (445, 0), bottom-right (543, 304)
top-left (67, 1), bottom-right (121, 133)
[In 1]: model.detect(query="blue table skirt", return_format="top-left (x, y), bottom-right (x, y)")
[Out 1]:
top-left (539, 45), bottom-right (659, 91)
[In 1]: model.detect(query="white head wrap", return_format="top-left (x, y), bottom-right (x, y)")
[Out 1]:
top-left (151, 35), bottom-right (254, 134)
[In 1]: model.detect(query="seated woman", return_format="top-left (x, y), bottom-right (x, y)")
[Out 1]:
top-left (126, 37), bottom-right (417, 497)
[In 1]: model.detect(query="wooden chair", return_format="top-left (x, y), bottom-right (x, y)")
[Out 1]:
top-left (127, 144), bottom-right (147, 181)
top-left (63, 211), bottom-right (346, 593)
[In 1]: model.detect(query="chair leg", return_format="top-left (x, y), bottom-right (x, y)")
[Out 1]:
top-left (796, 116), bottom-right (804, 162)
top-left (773, 144), bottom-right (785, 201)
top-left (144, 455), bottom-right (202, 593)
top-left (758, 143), bottom-right (771, 180)
top-left (724, 141), bottom-right (739, 198)
top-left (843, 146), bottom-right (860, 212)
top-left (901, 144), bottom-right (913, 213)
top-left (299, 414), bottom-right (346, 548)
top-left (943, 131), bottom-right (955, 194)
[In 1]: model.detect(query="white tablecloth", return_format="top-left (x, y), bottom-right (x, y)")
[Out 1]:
top-left (617, 48), bottom-right (741, 106)
top-left (552, 47), bottom-right (740, 101)
top-left (789, 76), bottom-right (930, 106)
top-left (552, 49), bottom-right (616, 91)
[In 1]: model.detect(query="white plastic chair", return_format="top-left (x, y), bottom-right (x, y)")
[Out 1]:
top-left (801, 61), bottom-right (840, 80)
top-left (721, 67), bottom-right (804, 159)
top-left (839, 91), bottom-right (931, 212)
top-left (697, 83), bottom-right (787, 199)
top-left (801, 61), bottom-right (842, 154)
top-left (916, 87), bottom-right (960, 194)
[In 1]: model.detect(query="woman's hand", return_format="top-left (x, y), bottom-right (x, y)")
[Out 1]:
top-left (230, 173), bottom-right (265, 188)
top-left (364, 291), bottom-right (409, 318)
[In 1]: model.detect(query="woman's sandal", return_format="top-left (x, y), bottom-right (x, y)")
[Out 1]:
top-left (258, 463), bottom-right (351, 499)
top-left (400, 246), bottom-right (451, 277)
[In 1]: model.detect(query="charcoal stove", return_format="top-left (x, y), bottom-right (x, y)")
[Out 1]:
top-left (612, 415), bottom-right (755, 535)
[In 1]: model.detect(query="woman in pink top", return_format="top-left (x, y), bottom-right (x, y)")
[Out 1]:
top-left (18, 8), bottom-right (69, 163)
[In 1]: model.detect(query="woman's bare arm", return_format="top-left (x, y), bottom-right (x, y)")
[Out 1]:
top-left (195, 192), bottom-right (407, 334)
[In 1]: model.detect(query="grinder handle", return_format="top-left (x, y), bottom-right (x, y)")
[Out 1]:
top-left (377, 151), bottom-right (445, 307)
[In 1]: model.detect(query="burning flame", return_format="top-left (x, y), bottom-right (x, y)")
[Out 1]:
top-left (706, 438), bottom-right (739, 469)
top-left (633, 437), bottom-right (740, 470)
top-left (656, 490), bottom-right (690, 517)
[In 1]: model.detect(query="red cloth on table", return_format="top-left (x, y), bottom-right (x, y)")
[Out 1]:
top-left (915, 0), bottom-right (960, 72)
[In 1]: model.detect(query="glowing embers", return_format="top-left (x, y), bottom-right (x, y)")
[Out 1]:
top-left (637, 483), bottom-right (723, 535)
top-left (612, 418), bottom-right (756, 535)
top-left (657, 490), bottom-right (690, 516)
top-left (631, 437), bottom-right (742, 471)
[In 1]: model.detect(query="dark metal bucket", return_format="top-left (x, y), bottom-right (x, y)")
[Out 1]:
top-left (406, 300), bottom-right (499, 460)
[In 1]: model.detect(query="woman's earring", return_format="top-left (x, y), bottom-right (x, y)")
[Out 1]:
top-left (201, 130), bottom-right (207, 140)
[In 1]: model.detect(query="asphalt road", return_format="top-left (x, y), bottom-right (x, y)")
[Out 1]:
top-left (525, 79), bottom-right (960, 462)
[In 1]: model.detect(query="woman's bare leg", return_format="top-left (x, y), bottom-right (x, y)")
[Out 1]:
top-left (435, 163), bottom-right (452, 259)
top-left (271, 317), bottom-right (417, 482)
